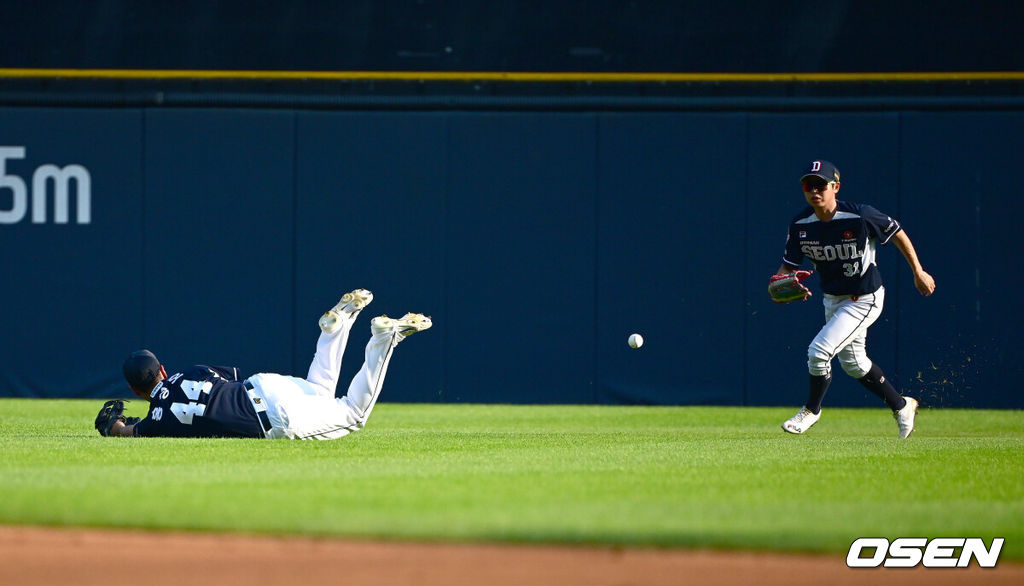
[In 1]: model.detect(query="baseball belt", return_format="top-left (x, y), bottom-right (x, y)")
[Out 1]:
top-left (243, 380), bottom-right (273, 437)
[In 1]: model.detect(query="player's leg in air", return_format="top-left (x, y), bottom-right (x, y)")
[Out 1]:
top-left (307, 288), bottom-right (376, 396)
top-left (253, 289), bottom-right (433, 439)
top-left (338, 312), bottom-right (433, 428)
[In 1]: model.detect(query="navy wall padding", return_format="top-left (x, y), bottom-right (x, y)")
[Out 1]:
top-left (0, 107), bottom-right (1020, 408)
top-left (444, 114), bottom-right (598, 403)
top-left (293, 112), bottom-right (449, 402)
top-left (0, 109), bottom-right (143, 397)
top-left (141, 110), bottom-right (297, 379)
top-left (897, 112), bottom-right (1024, 408)
top-left (595, 113), bottom-right (748, 406)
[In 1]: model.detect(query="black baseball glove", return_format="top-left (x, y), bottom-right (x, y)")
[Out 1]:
top-left (95, 400), bottom-right (137, 436)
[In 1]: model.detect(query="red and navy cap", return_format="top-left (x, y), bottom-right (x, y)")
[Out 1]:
top-left (122, 349), bottom-right (160, 389)
top-left (800, 160), bottom-right (841, 183)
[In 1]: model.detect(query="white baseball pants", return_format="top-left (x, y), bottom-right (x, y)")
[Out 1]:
top-left (807, 287), bottom-right (885, 379)
top-left (248, 310), bottom-right (400, 440)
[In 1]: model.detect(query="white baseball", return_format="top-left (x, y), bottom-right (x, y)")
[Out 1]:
top-left (628, 333), bottom-right (644, 349)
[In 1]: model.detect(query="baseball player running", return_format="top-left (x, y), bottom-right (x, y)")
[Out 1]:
top-left (95, 289), bottom-right (431, 440)
top-left (769, 160), bottom-right (936, 438)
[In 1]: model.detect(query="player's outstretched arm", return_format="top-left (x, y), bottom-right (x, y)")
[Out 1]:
top-left (108, 420), bottom-right (137, 437)
top-left (892, 230), bottom-right (936, 296)
top-left (775, 264), bottom-right (795, 275)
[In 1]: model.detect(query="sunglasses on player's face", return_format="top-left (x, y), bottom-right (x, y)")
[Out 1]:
top-left (801, 177), bottom-right (832, 191)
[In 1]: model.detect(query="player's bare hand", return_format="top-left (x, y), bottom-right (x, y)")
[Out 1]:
top-left (914, 270), bottom-right (936, 296)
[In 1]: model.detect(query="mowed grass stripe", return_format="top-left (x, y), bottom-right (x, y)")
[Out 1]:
top-left (0, 400), bottom-right (1020, 559)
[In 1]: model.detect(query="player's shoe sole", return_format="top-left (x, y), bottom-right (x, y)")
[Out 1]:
top-left (319, 289), bottom-right (374, 333)
top-left (894, 396), bottom-right (918, 439)
top-left (782, 407), bottom-right (821, 434)
top-left (371, 313), bottom-right (433, 337)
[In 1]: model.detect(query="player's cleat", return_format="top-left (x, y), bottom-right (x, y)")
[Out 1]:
top-left (894, 396), bottom-right (918, 439)
top-left (319, 289), bottom-right (374, 333)
top-left (782, 407), bottom-right (821, 434)
top-left (371, 313), bottom-right (432, 338)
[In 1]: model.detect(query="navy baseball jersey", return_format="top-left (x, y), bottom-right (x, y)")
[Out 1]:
top-left (782, 201), bottom-right (902, 296)
top-left (133, 365), bottom-right (264, 438)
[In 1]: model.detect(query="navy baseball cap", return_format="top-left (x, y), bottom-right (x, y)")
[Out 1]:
top-left (122, 349), bottom-right (160, 389)
top-left (801, 160), bottom-right (840, 183)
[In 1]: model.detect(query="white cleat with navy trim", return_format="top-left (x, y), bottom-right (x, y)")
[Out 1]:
top-left (894, 397), bottom-right (918, 439)
top-left (782, 407), bottom-right (821, 434)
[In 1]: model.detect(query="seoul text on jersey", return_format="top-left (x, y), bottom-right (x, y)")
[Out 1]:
top-left (800, 243), bottom-right (863, 262)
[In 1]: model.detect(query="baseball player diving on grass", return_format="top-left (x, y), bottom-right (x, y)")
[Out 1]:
top-left (95, 289), bottom-right (431, 440)
top-left (769, 160), bottom-right (936, 438)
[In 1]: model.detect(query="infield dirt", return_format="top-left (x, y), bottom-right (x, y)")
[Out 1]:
top-left (1, 526), bottom-right (1020, 586)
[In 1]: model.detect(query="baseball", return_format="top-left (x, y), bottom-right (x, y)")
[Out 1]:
top-left (628, 333), bottom-right (644, 349)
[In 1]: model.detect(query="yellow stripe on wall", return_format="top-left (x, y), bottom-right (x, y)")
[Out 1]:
top-left (1, 69), bottom-right (1023, 83)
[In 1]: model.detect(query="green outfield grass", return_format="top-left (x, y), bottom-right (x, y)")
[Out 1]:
top-left (0, 400), bottom-right (1021, 559)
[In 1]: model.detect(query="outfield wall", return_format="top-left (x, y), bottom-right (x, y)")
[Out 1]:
top-left (1, 107), bottom-right (1020, 408)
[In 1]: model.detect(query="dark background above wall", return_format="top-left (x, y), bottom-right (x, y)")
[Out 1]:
top-left (3, 1), bottom-right (1023, 73)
